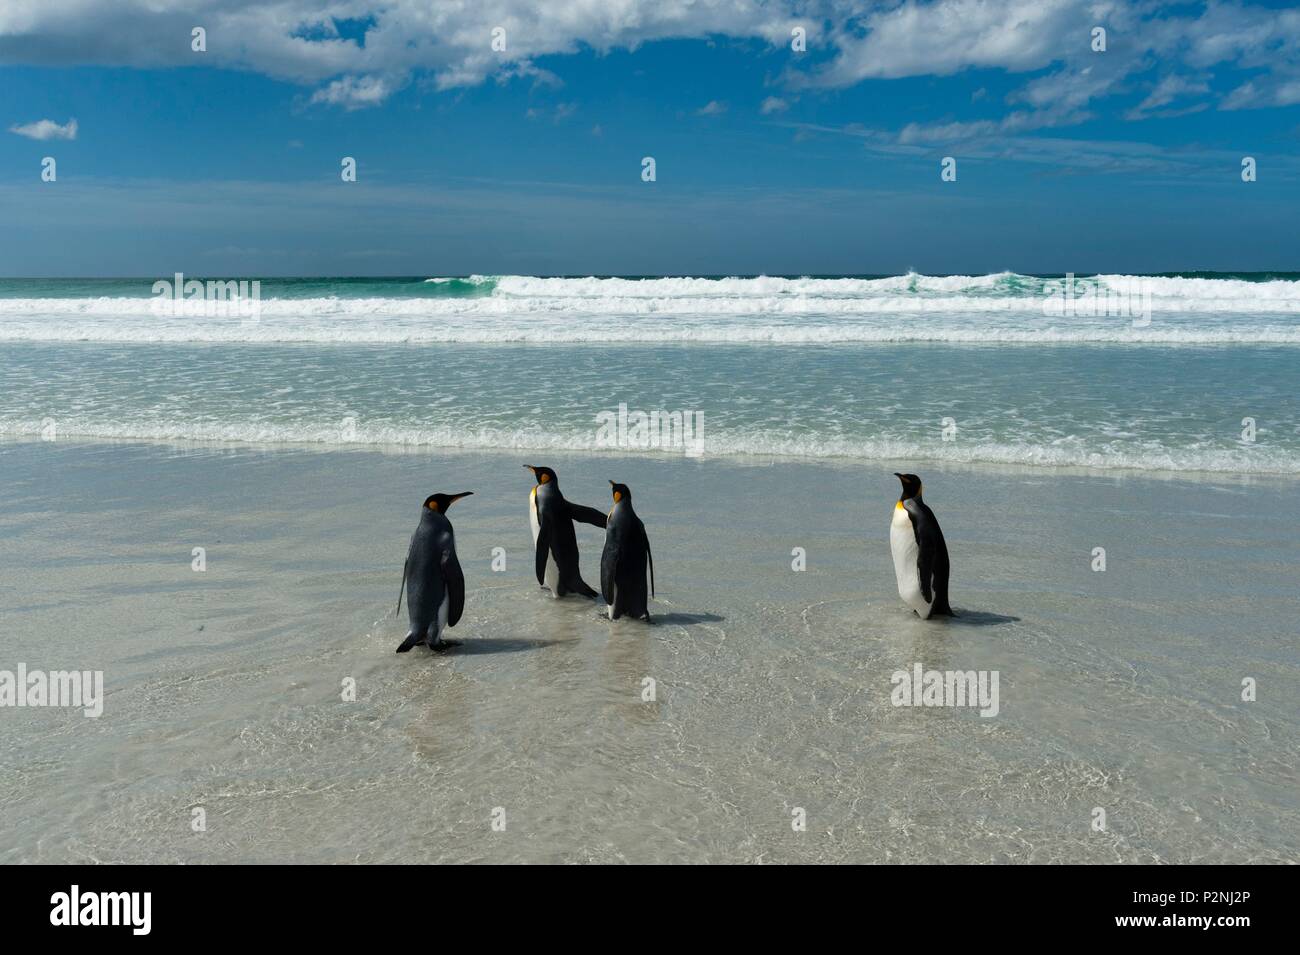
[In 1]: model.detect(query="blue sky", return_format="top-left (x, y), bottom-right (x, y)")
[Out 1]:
top-left (1, 1), bottom-right (1298, 276)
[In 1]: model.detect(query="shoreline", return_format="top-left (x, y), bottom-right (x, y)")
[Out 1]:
top-left (2, 435), bottom-right (1297, 483)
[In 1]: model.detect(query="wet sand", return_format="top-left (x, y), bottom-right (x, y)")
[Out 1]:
top-left (0, 439), bottom-right (1296, 863)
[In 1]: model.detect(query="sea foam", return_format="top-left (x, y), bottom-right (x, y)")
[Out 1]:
top-left (1, 270), bottom-right (1297, 344)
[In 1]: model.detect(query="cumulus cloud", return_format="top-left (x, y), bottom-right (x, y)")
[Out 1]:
top-left (696, 100), bottom-right (727, 116)
top-left (793, 0), bottom-right (1300, 127)
top-left (0, 0), bottom-right (800, 105)
top-left (804, 0), bottom-right (1080, 85)
top-left (760, 96), bottom-right (789, 114)
top-left (0, 0), bottom-right (1297, 123)
top-left (9, 117), bottom-right (77, 140)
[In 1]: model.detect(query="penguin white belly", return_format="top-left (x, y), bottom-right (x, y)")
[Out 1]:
top-left (431, 592), bottom-right (449, 644)
top-left (544, 555), bottom-right (559, 596)
top-left (890, 505), bottom-right (934, 619)
top-left (607, 583), bottom-right (617, 619)
top-left (530, 489), bottom-right (560, 597)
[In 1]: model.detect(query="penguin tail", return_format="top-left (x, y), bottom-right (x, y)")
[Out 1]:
top-left (395, 631), bottom-right (423, 653)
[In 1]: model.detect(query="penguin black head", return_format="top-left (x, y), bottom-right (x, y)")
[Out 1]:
top-left (608, 480), bottom-right (631, 503)
top-left (894, 473), bottom-right (924, 501)
top-left (423, 491), bottom-right (473, 512)
top-left (524, 465), bottom-right (557, 485)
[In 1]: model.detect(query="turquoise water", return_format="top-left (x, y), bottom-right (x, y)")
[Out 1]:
top-left (2, 273), bottom-right (1297, 472)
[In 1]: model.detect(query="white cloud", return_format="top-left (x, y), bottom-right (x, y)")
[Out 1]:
top-left (526, 101), bottom-right (577, 122)
top-left (1125, 74), bottom-right (1210, 120)
top-left (0, 1), bottom-right (801, 103)
top-left (791, 119), bottom-right (1294, 179)
top-left (696, 100), bottom-right (727, 116)
top-left (898, 119), bottom-right (999, 144)
top-left (9, 117), bottom-right (77, 140)
top-left (760, 96), bottom-right (788, 114)
top-left (793, 0), bottom-right (1300, 123)
top-left (0, 0), bottom-right (1297, 123)
top-left (308, 74), bottom-right (396, 110)
top-left (1222, 76), bottom-right (1300, 110)
top-left (802, 0), bottom-right (1082, 86)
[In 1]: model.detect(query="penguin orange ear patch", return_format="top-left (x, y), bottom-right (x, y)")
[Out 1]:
top-left (613, 491), bottom-right (622, 502)
top-left (539, 473), bottom-right (550, 483)
top-left (427, 501), bottom-right (439, 511)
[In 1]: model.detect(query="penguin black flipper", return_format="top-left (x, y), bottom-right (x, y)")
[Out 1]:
top-left (566, 502), bottom-right (608, 528)
top-left (396, 558), bottom-right (408, 614)
top-left (909, 511), bottom-right (935, 604)
top-left (646, 538), bottom-right (654, 598)
top-left (443, 548), bottom-right (465, 627)
top-left (600, 540), bottom-right (617, 606)
top-left (534, 519), bottom-right (551, 588)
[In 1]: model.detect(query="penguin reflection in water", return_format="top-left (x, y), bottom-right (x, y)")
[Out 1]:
top-left (395, 492), bottom-right (472, 652)
top-left (524, 465), bottom-right (608, 598)
top-left (889, 473), bottom-right (955, 619)
top-left (601, 481), bottom-right (654, 622)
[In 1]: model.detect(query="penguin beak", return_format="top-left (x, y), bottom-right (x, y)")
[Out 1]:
top-left (524, 465), bottom-right (535, 472)
top-left (451, 491), bottom-right (473, 501)
top-left (608, 479), bottom-right (616, 486)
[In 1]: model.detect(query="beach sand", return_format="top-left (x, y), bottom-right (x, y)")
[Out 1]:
top-left (1, 439), bottom-right (1296, 863)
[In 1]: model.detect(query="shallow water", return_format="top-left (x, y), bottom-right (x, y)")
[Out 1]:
top-left (2, 272), bottom-right (1299, 473)
top-left (3, 342), bottom-right (1297, 473)
top-left (1, 442), bottom-right (1295, 863)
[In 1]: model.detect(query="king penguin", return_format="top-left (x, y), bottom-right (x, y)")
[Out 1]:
top-left (889, 473), bottom-right (955, 619)
top-left (525, 465), bottom-right (607, 598)
top-left (395, 491), bottom-right (472, 651)
top-left (600, 481), bottom-right (655, 622)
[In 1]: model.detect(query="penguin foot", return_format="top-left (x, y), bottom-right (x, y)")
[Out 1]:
top-left (429, 639), bottom-right (462, 652)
